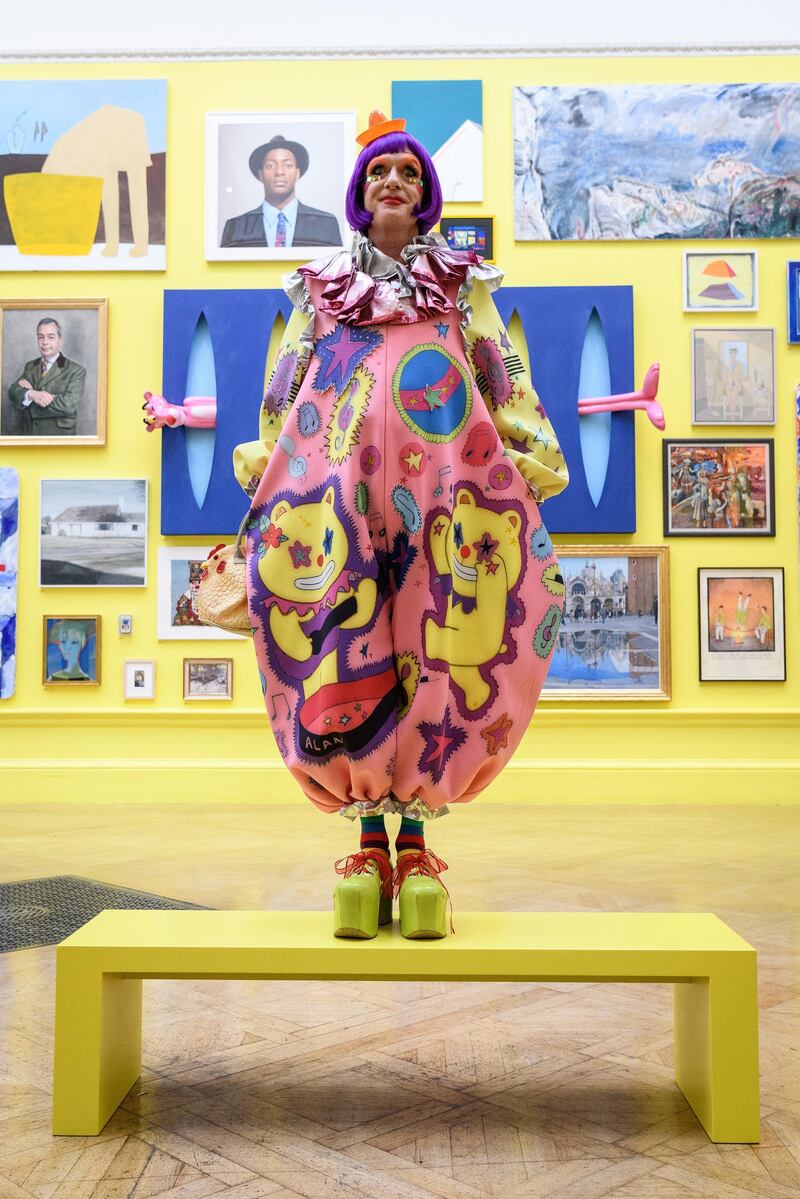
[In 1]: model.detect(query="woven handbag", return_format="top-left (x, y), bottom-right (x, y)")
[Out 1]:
top-left (194, 516), bottom-right (252, 636)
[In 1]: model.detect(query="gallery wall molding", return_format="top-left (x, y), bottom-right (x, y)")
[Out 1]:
top-left (2, 757), bottom-right (797, 804)
top-left (2, 43), bottom-right (800, 63)
top-left (2, 708), bottom-right (798, 731)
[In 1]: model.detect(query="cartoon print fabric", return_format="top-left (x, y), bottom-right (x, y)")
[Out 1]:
top-left (237, 236), bottom-right (568, 820)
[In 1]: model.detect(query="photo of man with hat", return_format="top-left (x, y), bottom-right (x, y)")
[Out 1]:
top-left (220, 134), bottom-right (342, 249)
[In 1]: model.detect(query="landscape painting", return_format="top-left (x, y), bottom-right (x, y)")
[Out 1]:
top-left (393, 80), bottom-right (483, 202)
top-left (514, 84), bottom-right (800, 240)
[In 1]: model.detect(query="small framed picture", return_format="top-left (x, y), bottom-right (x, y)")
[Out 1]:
top-left (183, 657), bottom-right (233, 700)
top-left (157, 546), bottom-right (244, 640)
top-left (663, 439), bottom-right (774, 537)
top-left (698, 567), bottom-right (785, 682)
top-left (124, 659), bottom-right (155, 700)
top-left (439, 216), bottom-right (494, 261)
top-left (788, 261), bottom-right (800, 344)
top-left (692, 328), bottom-right (775, 424)
top-left (206, 111), bottom-right (354, 261)
top-left (543, 546), bottom-right (670, 701)
top-left (683, 251), bottom-right (757, 312)
top-left (0, 300), bottom-right (108, 445)
top-left (40, 479), bottom-right (147, 587)
top-left (43, 615), bottom-right (100, 685)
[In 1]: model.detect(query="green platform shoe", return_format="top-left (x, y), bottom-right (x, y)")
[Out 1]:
top-left (333, 850), bottom-right (393, 939)
top-left (395, 850), bottom-right (451, 939)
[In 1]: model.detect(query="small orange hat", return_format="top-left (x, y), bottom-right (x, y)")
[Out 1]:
top-left (356, 110), bottom-right (406, 147)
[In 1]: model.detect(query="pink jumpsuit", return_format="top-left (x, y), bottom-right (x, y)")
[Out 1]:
top-left (244, 240), bottom-right (567, 821)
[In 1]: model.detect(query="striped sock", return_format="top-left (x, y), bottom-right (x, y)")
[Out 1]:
top-left (360, 815), bottom-right (389, 858)
top-left (396, 816), bottom-right (425, 857)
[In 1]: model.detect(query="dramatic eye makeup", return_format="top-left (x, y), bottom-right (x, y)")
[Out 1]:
top-left (365, 155), bottom-right (423, 185)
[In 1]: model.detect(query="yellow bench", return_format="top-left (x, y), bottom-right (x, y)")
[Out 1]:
top-left (53, 910), bottom-right (759, 1142)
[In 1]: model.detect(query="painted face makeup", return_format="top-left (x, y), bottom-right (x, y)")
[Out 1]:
top-left (365, 153), bottom-right (424, 189)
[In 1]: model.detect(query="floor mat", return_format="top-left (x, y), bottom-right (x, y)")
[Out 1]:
top-left (0, 875), bottom-right (210, 952)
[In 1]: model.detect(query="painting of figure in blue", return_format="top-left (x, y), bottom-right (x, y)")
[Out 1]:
top-left (514, 84), bottom-right (800, 240)
top-left (0, 467), bottom-right (18, 699)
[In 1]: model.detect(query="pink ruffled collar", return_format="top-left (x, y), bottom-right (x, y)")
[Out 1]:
top-left (297, 239), bottom-right (483, 327)
top-left (262, 567), bottom-right (358, 617)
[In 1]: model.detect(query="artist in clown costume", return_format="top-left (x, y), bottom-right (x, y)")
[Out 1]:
top-left (234, 112), bottom-right (568, 940)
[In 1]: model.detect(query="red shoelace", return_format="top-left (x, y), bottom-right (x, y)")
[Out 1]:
top-left (334, 849), bottom-right (393, 897)
top-left (393, 849), bottom-right (454, 934)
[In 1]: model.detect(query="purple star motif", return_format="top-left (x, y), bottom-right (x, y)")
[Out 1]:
top-left (313, 324), bottom-right (382, 397)
top-left (499, 328), bottom-right (512, 352)
top-left (263, 351), bottom-right (297, 416)
top-left (473, 531), bottom-right (499, 564)
top-left (289, 540), bottom-right (311, 569)
top-left (417, 707), bottom-right (467, 784)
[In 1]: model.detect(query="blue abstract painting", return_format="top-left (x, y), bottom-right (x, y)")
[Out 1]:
top-left (393, 80), bottom-right (483, 201)
top-left (514, 84), bottom-right (800, 240)
top-left (0, 467), bottom-right (18, 699)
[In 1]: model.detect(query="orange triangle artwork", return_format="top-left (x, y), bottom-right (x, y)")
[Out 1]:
top-left (702, 259), bottom-right (737, 277)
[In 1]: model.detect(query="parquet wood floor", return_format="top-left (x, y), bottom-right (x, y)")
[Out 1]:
top-left (1, 803), bottom-right (798, 1199)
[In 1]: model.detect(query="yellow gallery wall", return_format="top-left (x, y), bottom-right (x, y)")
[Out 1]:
top-left (1, 53), bottom-right (799, 803)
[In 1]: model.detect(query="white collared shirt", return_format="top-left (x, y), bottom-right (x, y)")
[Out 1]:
top-left (261, 197), bottom-right (298, 248)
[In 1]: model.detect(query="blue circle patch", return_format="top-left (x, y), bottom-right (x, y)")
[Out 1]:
top-left (392, 343), bottom-right (472, 443)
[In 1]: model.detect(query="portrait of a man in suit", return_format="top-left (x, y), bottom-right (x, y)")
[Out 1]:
top-left (220, 134), bottom-right (342, 250)
top-left (8, 317), bottom-right (86, 437)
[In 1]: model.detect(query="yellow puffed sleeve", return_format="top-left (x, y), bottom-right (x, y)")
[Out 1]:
top-left (463, 279), bottom-right (569, 503)
top-left (232, 305), bottom-right (312, 496)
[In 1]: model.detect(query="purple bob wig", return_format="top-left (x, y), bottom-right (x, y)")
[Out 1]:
top-left (345, 131), bottom-right (443, 236)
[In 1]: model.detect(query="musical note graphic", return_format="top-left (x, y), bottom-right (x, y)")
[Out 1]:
top-left (277, 433), bottom-right (307, 478)
top-left (270, 691), bottom-right (292, 721)
top-left (433, 465), bottom-right (451, 497)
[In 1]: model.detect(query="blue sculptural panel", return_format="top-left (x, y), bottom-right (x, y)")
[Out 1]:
top-left (161, 286), bottom-right (635, 535)
top-left (494, 286), bottom-right (635, 533)
top-left (161, 290), bottom-right (293, 535)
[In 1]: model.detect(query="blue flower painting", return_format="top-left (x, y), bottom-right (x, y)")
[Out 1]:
top-left (0, 467), bottom-right (18, 699)
top-left (514, 84), bottom-right (800, 240)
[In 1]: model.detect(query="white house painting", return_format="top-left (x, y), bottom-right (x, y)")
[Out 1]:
top-left (40, 478), bottom-right (147, 586)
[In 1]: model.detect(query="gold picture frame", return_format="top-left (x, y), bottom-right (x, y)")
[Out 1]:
top-left (183, 657), bottom-right (233, 701)
top-left (543, 545), bottom-right (671, 701)
top-left (42, 615), bottom-right (101, 686)
top-left (0, 299), bottom-right (108, 446)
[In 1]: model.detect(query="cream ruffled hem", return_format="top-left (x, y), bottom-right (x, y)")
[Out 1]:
top-left (338, 794), bottom-right (449, 822)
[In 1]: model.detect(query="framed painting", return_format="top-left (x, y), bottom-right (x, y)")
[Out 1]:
top-left (788, 262), bottom-right (800, 344)
top-left (0, 300), bottom-right (107, 445)
top-left (683, 252), bottom-right (757, 312)
top-left (206, 111), bottom-right (354, 261)
top-left (40, 479), bottom-right (146, 586)
top-left (43, 615), bottom-right (100, 685)
top-left (183, 657), bottom-right (233, 700)
top-left (514, 83), bottom-right (800, 241)
top-left (692, 328), bottom-right (775, 425)
top-left (392, 80), bottom-right (483, 202)
top-left (124, 659), bottom-right (155, 700)
top-left (157, 546), bottom-right (244, 640)
top-left (0, 79), bottom-right (166, 270)
top-left (663, 439), bottom-right (774, 537)
top-left (543, 546), bottom-right (671, 700)
top-left (698, 567), bottom-right (785, 681)
top-left (0, 466), bottom-right (18, 698)
top-left (439, 216), bottom-right (494, 260)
